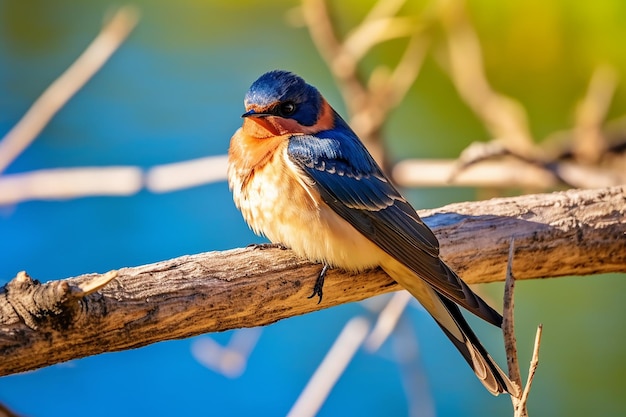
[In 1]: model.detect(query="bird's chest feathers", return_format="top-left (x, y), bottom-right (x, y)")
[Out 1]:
top-left (228, 128), bottom-right (383, 270)
top-left (228, 130), bottom-right (318, 241)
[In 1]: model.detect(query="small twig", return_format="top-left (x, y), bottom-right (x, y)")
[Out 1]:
top-left (353, 0), bottom-right (408, 29)
top-left (503, 239), bottom-right (523, 391)
top-left (391, 317), bottom-right (436, 417)
top-left (74, 270), bottom-right (118, 297)
top-left (502, 239), bottom-right (527, 416)
top-left (0, 6), bottom-right (139, 175)
top-left (384, 31), bottom-right (430, 109)
top-left (145, 155), bottom-right (229, 193)
top-left (519, 325), bottom-right (543, 408)
top-left (301, 0), bottom-right (366, 109)
top-left (439, 2), bottom-right (624, 188)
top-left (344, 16), bottom-right (417, 61)
top-left (191, 327), bottom-right (263, 378)
top-left (573, 65), bottom-right (618, 163)
top-left (503, 239), bottom-right (544, 417)
top-left (393, 158), bottom-right (561, 189)
top-left (300, 0), bottom-right (430, 167)
top-left (509, 324), bottom-right (543, 417)
top-left (0, 155), bottom-right (229, 205)
top-left (0, 166), bottom-right (143, 204)
top-left (365, 291), bottom-right (412, 352)
top-left (438, 0), bottom-right (534, 155)
top-left (286, 317), bottom-right (370, 417)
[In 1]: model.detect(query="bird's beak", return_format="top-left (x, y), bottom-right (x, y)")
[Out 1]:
top-left (241, 109), bottom-right (270, 118)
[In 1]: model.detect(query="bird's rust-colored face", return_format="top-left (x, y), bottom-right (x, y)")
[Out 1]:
top-left (241, 99), bottom-right (335, 139)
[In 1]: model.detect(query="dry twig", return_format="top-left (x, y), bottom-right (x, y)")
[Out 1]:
top-left (573, 66), bottom-right (618, 164)
top-left (436, 0), bottom-right (625, 190)
top-left (0, 156), bottom-right (229, 205)
top-left (191, 327), bottom-right (263, 378)
top-left (365, 291), bottom-right (412, 352)
top-left (299, 0), bottom-right (430, 166)
top-left (286, 317), bottom-right (370, 417)
top-left (503, 240), bottom-right (543, 417)
top-left (503, 241), bottom-right (522, 391)
top-left (0, 6), bottom-right (139, 175)
top-left (438, 0), bottom-right (535, 158)
top-left (2, 1), bottom-right (623, 204)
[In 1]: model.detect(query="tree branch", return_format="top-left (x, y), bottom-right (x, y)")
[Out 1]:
top-left (0, 6), bottom-right (139, 175)
top-left (393, 156), bottom-right (626, 189)
top-left (1, 186), bottom-right (624, 376)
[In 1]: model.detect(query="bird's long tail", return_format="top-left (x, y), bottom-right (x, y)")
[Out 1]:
top-left (382, 260), bottom-right (518, 396)
top-left (433, 293), bottom-right (518, 396)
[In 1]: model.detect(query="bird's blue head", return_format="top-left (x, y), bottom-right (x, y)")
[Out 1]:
top-left (243, 70), bottom-right (323, 127)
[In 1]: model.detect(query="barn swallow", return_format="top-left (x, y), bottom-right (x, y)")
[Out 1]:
top-left (227, 70), bottom-right (515, 395)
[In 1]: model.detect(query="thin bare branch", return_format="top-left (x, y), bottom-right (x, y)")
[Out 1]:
top-left (0, 167), bottom-right (143, 204)
top-left (0, 156), bottom-right (229, 205)
top-left (145, 155), bottom-right (229, 193)
top-left (520, 325), bottom-right (543, 407)
top-left (439, 3), bottom-right (624, 188)
top-left (191, 327), bottom-right (262, 378)
top-left (393, 148), bottom-right (625, 190)
top-left (344, 17), bottom-right (418, 61)
top-left (509, 324), bottom-right (543, 417)
top-left (438, 0), bottom-right (534, 156)
top-left (503, 240), bottom-right (522, 392)
top-left (0, 6), bottom-right (139, 175)
top-left (301, 0), bottom-right (366, 109)
top-left (286, 317), bottom-right (370, 417)
top-left (385, 32), bottom-right (430, 108)
top-left (574, 66), bottom-right (619, 163)
top-left (300, 0), bottom-right (430, 167)
top-left (365, 291), bottom-right (412, 352)
top-left (393, 158), bottom-right (560, 188)
top-left (503, 240), bottom-right (544, 417)
top-left (359, 0), bottom-right (408, 25)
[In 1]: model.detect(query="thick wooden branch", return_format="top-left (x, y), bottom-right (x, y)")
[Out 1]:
top-left (1, 186), bottom-right (624, 376)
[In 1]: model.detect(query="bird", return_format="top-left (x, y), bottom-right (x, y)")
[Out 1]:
top-left (227, 70), bottom-right (516, 396)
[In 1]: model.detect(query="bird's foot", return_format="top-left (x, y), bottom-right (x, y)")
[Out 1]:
top-left (308, 263), bottom-right (330, 304)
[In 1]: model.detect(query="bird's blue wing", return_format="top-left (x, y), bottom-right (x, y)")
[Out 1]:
top-left (288, 133), bottom-right (502, 326)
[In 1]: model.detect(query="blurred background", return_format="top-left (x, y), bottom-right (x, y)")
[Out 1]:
top-left (1, 0), bottom-right (625, 416)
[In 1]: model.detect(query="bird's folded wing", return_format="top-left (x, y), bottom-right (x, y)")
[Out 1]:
top-left (288, 134), bottom-right (502, 326)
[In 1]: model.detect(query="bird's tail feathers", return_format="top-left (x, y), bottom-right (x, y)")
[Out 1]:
top-left (439, 261), bottom-right (504, 328)
top-left (435, 294), bottom-right (519, 396)
top-left (381, 259), bottom-right (517, 396)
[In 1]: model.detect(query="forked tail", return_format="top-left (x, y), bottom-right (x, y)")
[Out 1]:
top-left (434, 293), bottom-right (518, 396)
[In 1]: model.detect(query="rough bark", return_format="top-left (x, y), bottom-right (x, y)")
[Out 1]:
top-left (1, 186), bottom-right (624, 376)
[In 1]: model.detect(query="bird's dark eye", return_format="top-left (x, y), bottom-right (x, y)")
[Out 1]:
top-left (278, 101), bottom-right (296, 117)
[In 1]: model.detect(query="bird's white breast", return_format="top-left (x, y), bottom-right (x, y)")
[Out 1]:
top-left (229, 144), bottom-right (383, 271)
